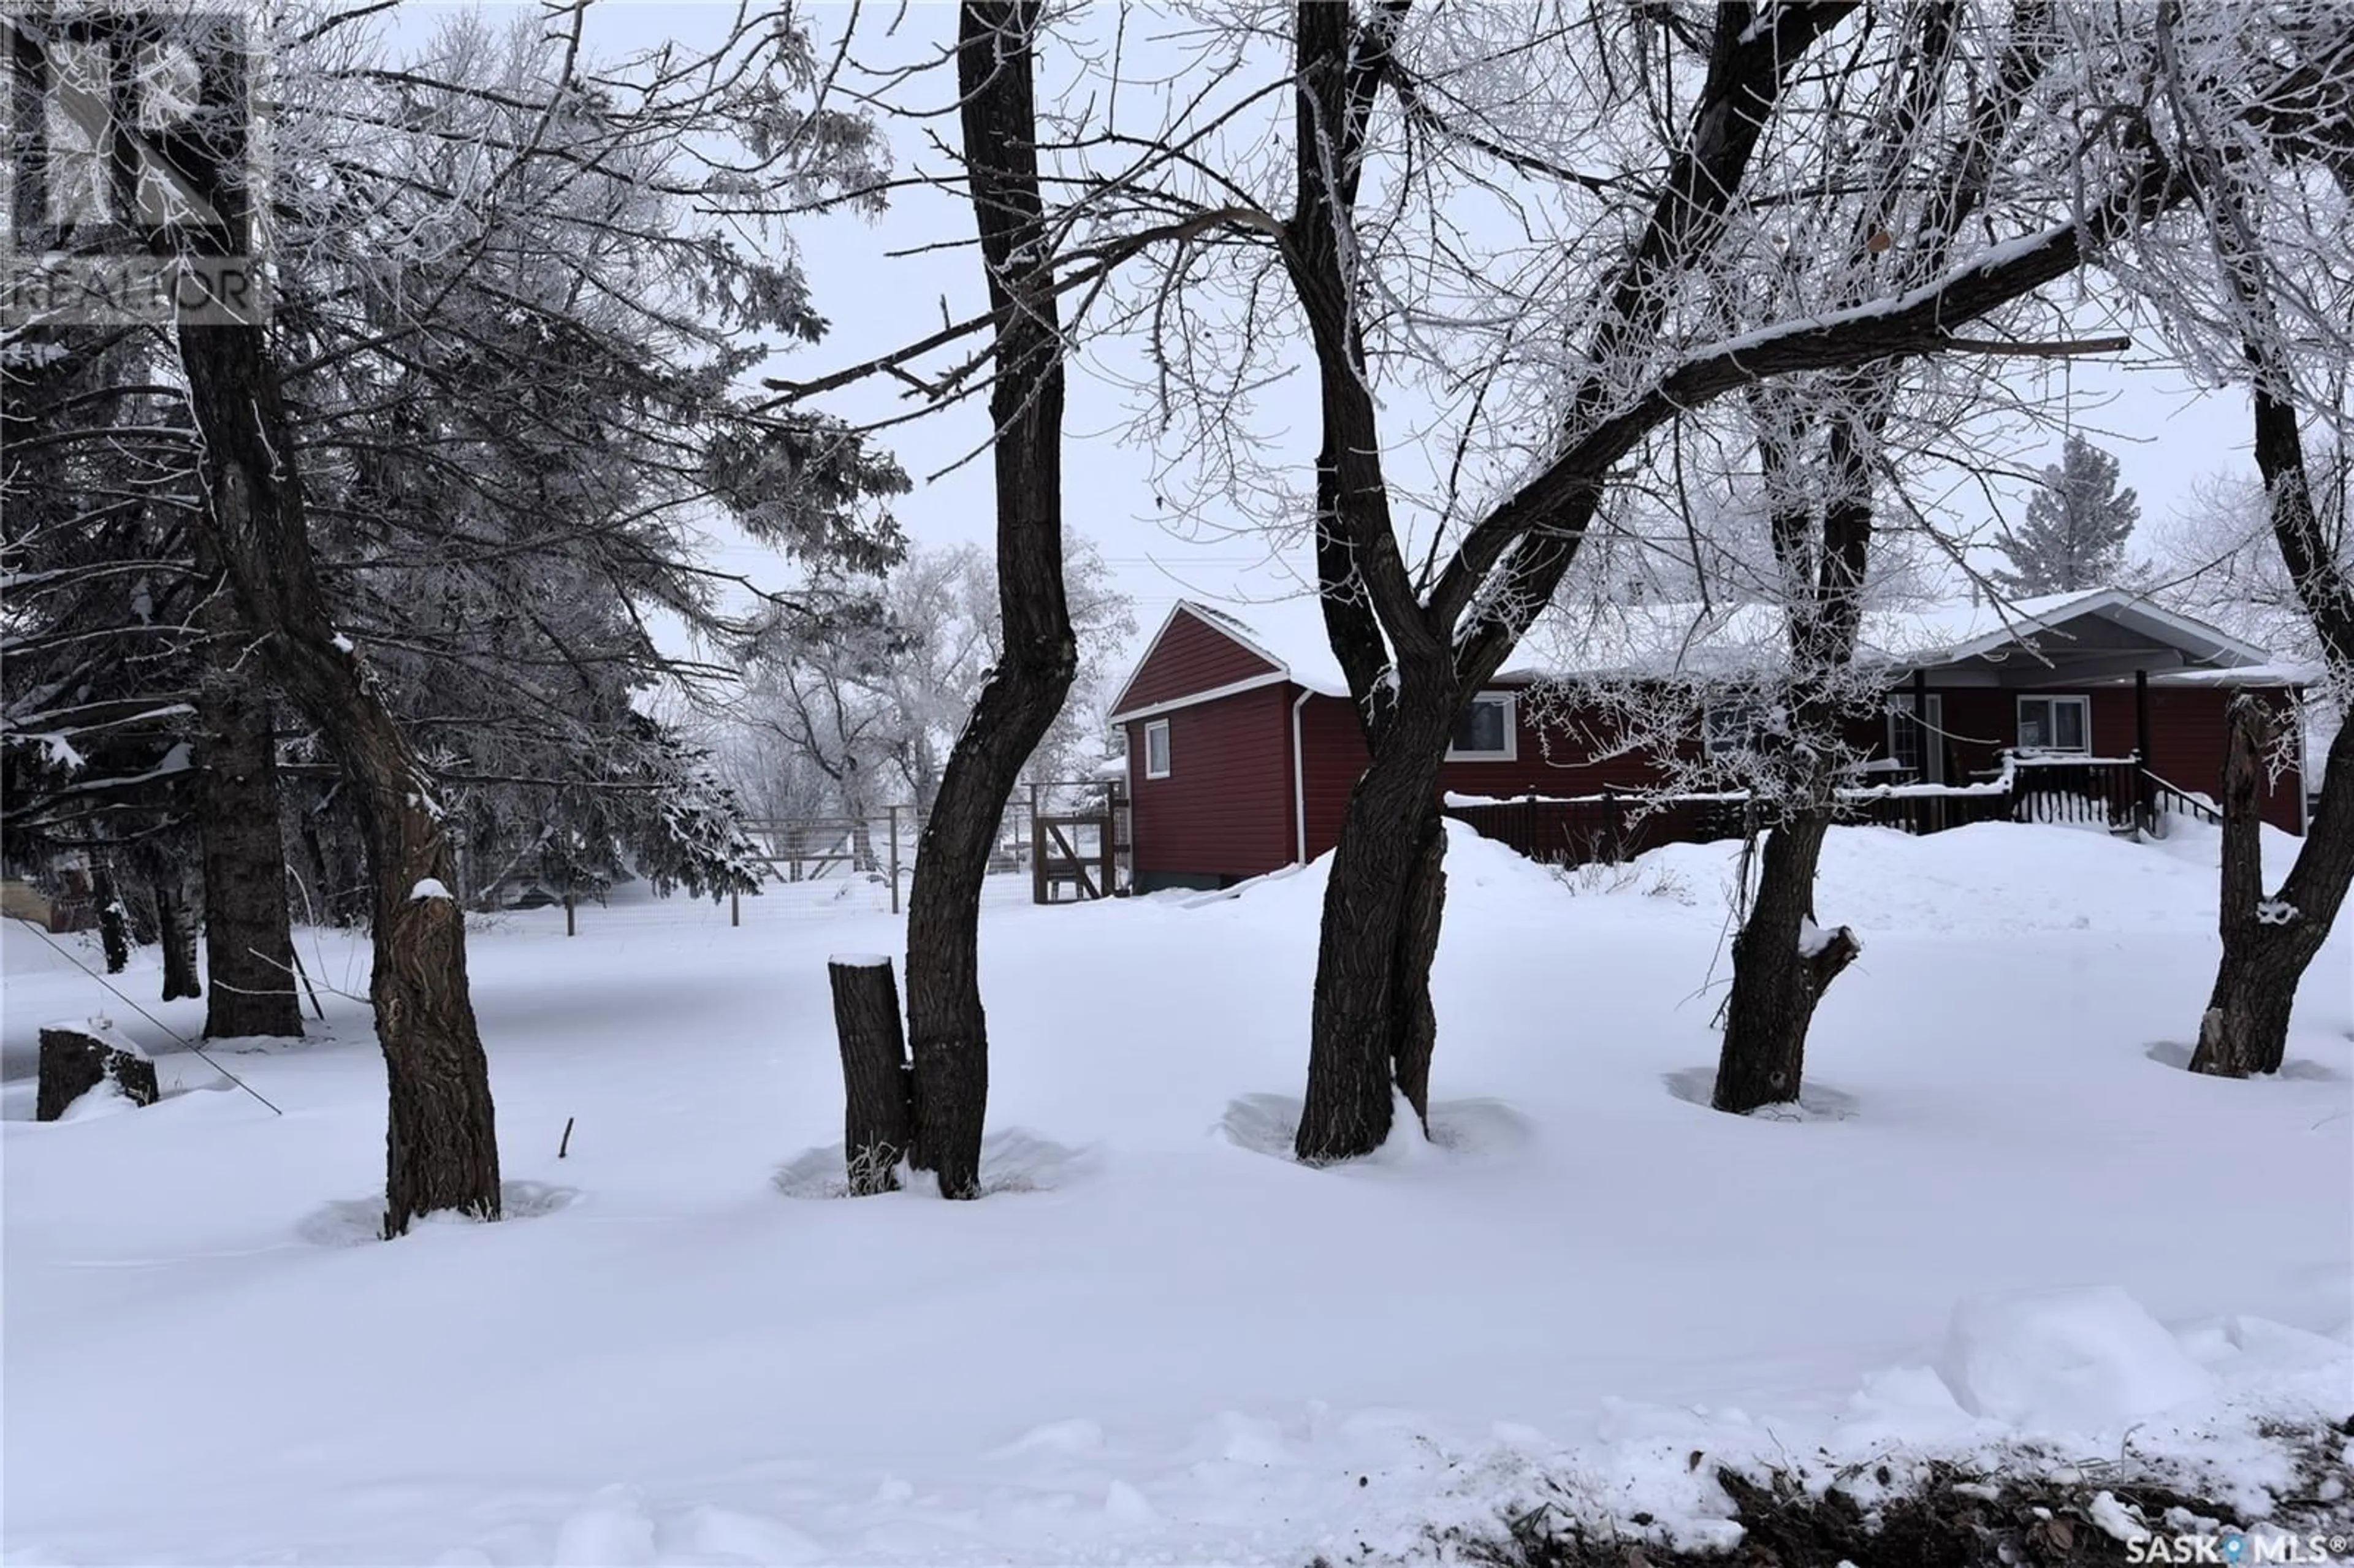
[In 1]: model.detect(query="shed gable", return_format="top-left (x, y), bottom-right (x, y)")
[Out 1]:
top-left (1110, 605), bottom-right (1283, 719)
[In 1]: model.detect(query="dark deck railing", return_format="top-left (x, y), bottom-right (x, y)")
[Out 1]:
top-left (1446, 755), bottom-right (2179, 868)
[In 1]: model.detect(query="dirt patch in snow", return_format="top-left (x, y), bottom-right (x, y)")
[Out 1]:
top-left (1393, 1421), bottom-right (2354, 1568)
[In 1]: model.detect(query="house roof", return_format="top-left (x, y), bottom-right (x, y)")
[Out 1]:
top-left (1529, 587), bottom-right (2289, 682)
top-left (1109, 585), bottom-right (2294, 723)
top-left (1110, 593), bottom-right (1558, 719)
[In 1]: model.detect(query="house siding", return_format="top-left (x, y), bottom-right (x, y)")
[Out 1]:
top-left (1296, 687), bottom-right (1674, 862)
top-left (1111, 607), bottom-right (1279, 715)
top-left (1126, 685), bottom-right (1295, 888)
top-left (1923, 682), bottom-right (2303, 832)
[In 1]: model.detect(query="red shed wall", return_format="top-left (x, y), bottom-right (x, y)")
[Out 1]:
top-left (1126, 683), bottom-right (1295, 883)
top-left (1297, 687), bottom-right (1684, 860)
top-left (1112, 607), bottom-right (1279, 715)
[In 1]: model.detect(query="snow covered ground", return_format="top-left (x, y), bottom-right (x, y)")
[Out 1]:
top-left (4, 823), bottom-right (2349, 1566)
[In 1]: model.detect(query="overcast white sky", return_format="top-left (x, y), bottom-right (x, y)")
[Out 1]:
top-left (392, 1), bottom-right (2269, 671)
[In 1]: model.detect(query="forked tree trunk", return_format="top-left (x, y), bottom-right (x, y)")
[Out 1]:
top-left (176, 320), bottom-right (501, 1236)
top-left (155, 870), bottom-right (202, 1002)
top-left (897, 0), bottom-right (1075, 1200)
top-left (194, 575), bottom-right (303, 1038)
top-left (2190, 699), bottom-right (2354, 1077)
top-left (830, 956), bottom-right (915, 1193)
top-left (1297, 704), bottom-right (1455, 1163)
top-left (1713, 810), bottom-right (1862, 1114)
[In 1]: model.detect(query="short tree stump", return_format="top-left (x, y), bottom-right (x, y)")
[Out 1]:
top-left (37, 1020), bottom-right (161, 1121)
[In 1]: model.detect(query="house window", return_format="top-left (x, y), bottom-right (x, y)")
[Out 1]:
top-left (2016, 695), bottom-right (2090, 753)
top-left (1448, 693), bottom-right (1516, 761)
top-left (1704, 701), bottom-right (1765, 756)
top-left (1143, 718), bottom-right (1171, 779)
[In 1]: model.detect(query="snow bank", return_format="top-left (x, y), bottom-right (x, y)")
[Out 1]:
top-left (1603, 819), bottom-right (2251, 937)
top-left (1935, 1286), bottom-right (2219, 1439)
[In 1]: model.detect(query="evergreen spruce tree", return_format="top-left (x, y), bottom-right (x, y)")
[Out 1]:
top-left (1992, 434), bottom-right (2142, 595)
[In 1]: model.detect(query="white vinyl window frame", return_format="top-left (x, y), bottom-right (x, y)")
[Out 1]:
top-left (2014, 694), bottom-right (2091, 754)
top-left (1446, 691), bottom-right (1518, 763)
top-left (1143, 718), bottom-right (1172, 779)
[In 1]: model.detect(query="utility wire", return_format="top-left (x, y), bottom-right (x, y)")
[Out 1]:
top-left (6, 916), bottom-right (286, 1116)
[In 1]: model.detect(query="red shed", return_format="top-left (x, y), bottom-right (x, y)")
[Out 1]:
top-left (1107, 590), bottom-right (2310, 892)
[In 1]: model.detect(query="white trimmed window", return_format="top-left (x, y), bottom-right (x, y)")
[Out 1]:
top-left (1704, 701), bottom-right (1765, 757)
top-left (1447, 693), bottom-right (1517, 761)
top-left (2016, 695), bottom-right (2090, 753)
top-left (1143, 718), bottom-right (1171, 779)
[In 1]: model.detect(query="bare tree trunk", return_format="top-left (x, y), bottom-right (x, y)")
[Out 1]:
top-left (1298, 705), bottom-right (1453, 1163)
top-left (1713, 810), bottom-right (1861, 1114)
top-left (94, 867), bottom-right (132, 973)
top-left (176, 319), bottom-right (501, 1236)
top-left (194, 571), bottom-right (303, 1038)
top-left (830, 957), bottom-right (915, 1193)
top-left (899, 0), bottom-right (1075, 1200)
top-left (154, 869), bottom-right (202, 1002)
top-left (2192, 699), bottom-right (2352, 1076)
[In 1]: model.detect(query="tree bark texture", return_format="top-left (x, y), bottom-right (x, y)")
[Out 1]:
top-left (175, 319), bottom-right (501, 1236)
top-left (830, 957), bottom-right (915, 1193)
top-left (194, 561), bottom-right (303, 1038)
top-left (899, 1), bottom-right (1076, 1200)
top-left (1712, 811), bottom-right (1862, 1114)
top-left (154, 869), bottom-right (202, 1002)
top-left (95, 869), bottom-right (132, 973)
top-left (1297, 704), bottom-right (1457, 1162)
top-left (1387, 807), bottom-right (1447, 1130)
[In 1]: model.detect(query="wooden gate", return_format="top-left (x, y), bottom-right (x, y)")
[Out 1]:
top-left (1028, 780), bottom-right (1129, 904)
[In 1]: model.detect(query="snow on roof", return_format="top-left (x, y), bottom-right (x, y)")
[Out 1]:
top-left (1165, 593), bottom-right (1555, 699)
top-left (1174, 595), bottom-right (1350, 697)
top-left (1528, 588), bottom-right (2284, 681)
top-left (1123, 586), bottom-right (2288, 713)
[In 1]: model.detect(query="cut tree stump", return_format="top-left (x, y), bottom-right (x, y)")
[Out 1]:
top-left (37, 1021), bottom-right (161, 1121)
top-left (829, 955), bottom-right (915, 1193)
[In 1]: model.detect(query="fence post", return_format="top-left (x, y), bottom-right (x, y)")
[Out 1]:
top-left (1030, 783), bottom-right (1046, 905)
top-left (888, 805), bottom-right (902, 916)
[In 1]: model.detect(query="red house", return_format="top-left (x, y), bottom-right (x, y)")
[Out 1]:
top-left (1106, 590), bottom-right (2310, 893)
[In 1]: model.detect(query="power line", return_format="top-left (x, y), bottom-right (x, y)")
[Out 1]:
top-left (6, 916), bottom-right (284, 1116)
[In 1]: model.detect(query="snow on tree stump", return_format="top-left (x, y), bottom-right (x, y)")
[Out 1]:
top-left (828, 955), bottom-right (916, 1193)
top-left (37, 1019), bottom-right (160, 1122)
